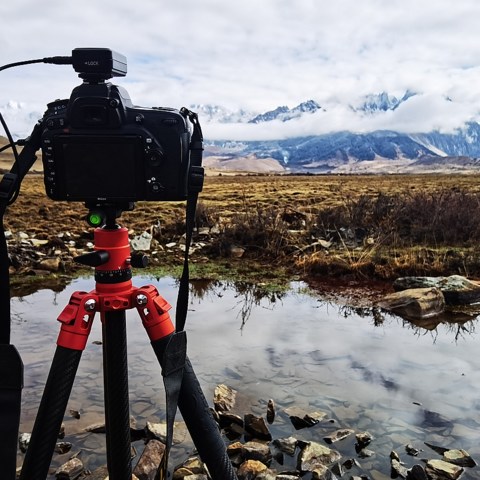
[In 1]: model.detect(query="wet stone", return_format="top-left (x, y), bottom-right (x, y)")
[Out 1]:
top-left (425, 459), bottom-right (464, 480)
top-left (237, 459), bottom-right (268, 479)
top-left (443, 449), bottom-right (477, 467)
top-left (284, 406), bottom-right (327, 430)
top-left (54, 441), bottom-right (72, 454)
top-left (133, 439), bottom-right (166, 480)
top-left (244, 413), bottom-right (272, 441)
top-left (409, 465), bottom-right (429, 480)
top-left (267, 398), bottom-right (275, 424)
top-left (18, 432), bottom-right (31, 453)
top-left (213, 383), bottom-right (237, 412)
top-left (323, 428), bottom-right (354, 444)
top-left (55, 457), bottom-right (84, 479)
top-left (273, 436), bottom-right (298, 456)
top-left (297, 441), bottom-right (342, 472)
top-left (242, 440), bottom-right (272, 465)
top-left (405, 443), bottom-right (420, 456)
top-left (173, 456), bottom-right (209, 479)
top-left (355, 431), bottom-right (373, 449)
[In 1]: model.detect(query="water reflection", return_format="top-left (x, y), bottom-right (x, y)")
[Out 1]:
top-left (11, 276), bottom-right (480, 478)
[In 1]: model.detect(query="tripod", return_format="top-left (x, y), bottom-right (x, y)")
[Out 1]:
top-left (19, 206), bottom-right (237, 480)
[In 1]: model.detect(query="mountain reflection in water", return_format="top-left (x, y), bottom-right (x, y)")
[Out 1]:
top-left (10, 276), bottom-right (480, 477)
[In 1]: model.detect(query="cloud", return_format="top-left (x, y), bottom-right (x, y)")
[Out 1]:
top-left (1, 0), bottom-right (480, 138)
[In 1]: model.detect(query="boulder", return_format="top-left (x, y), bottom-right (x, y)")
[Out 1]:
top-left (393, 275), bottom-right (480, 305)
top-left (376, 287), bottom-right (445, 319)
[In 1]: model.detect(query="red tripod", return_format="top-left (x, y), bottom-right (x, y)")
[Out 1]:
top-left (19, 208), bottom-right (237, 480)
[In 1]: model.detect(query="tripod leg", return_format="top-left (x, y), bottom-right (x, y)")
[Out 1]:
top-left (102, 310), bottom-right (132, 480)
top-left (20, 346), bottom-right (82, 480)
top-left (151, 335), bottom-right (238, 480)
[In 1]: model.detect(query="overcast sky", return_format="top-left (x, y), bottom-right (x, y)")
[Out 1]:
top-left (1, 0), bottom-right (480, 140)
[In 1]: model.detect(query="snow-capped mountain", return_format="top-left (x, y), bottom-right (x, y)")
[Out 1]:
top-left (3, 91), bottom-right (480, 173)
top-left (202, 91), bottom-right (480, 173)
top-left (354, 90), bottom-right (417, 113)
top-left (248, 100), bottom-right (322, 123)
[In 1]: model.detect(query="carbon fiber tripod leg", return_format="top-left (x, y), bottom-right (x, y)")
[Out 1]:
top-left (20, 346), bottom-right (82, 480)
top-left (102, 311), bottom-right (132, 480)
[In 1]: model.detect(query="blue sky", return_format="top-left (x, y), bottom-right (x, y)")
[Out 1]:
top-left (1, 0), bottom-right (480, 140)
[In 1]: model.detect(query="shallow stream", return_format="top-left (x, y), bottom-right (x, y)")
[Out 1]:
top-left (11, 276), bottom-right (480, 478)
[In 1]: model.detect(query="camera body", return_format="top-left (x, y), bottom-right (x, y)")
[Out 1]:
top-left (41, 49), bottom-right (193, 203)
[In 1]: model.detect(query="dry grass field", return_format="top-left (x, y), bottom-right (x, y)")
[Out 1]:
top-left (4, 170), bottom-right (480, 284)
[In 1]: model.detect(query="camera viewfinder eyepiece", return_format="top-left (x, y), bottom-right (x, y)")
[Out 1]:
top-left (72, 48), bottom-right (127, 82)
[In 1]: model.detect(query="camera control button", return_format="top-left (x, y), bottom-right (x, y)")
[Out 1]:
top-left (147, 149), bottom-right (164, 167)
top-left (150, 182), bottom-right (164, 193)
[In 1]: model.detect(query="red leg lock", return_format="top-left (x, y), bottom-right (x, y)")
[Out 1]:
top-left (134, 285), bottom-right (175, 342)
top-left (57, 291), bottom-right (98, 350)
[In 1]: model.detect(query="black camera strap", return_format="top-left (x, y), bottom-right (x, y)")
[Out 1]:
top-left (0, 122), bottom-right (42, 480)
top-left (158, 108), bottom-right (204, 479)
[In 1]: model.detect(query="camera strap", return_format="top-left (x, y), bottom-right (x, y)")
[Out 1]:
top-left (158, 108), bottom-right (204, 478)
top-left (0, 122), bottom-right (42, 480)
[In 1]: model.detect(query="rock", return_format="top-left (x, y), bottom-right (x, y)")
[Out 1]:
top-left (218, 411), bottom-right (244, 429)
top-left (355, 431), bottom-right (373, 449)
top-left (173, 457), bottom-right (208, 479)
top-left (284, 406), bottom-right (327, 429)
top-left (229, 245), bottom-right (245, 258)
top-left (297, 441), bottom-right (341, 472)
top-left (405, 443), bottom-right (420, 456)
top-left (376, 287), bottom-right (445, 319)
top-left (214, 384), bottom-right (237, 412)
top-left (133, 439), bottom-right (166, 480)
top-left (273, 436), bottom-right (298, 456)
top-left (244, 413), bottom-right (272, 441)
top-left (425, 459), bottom-right (464, 480)
top-left (54, 442), bottom-right (72, 454)
top-left (323, 428), bottom-right (354, 444)
top-left (408, 465), bottom-right (429, 480)
top-left (443, 449), bottom-right (477, 467)
top-left (55, 457), bottom-right (84, 479)
top-left (145, 421), bottom-right (187, 444)
top-left (131, 231), bottom-right (153, 251)
top-left (19, 432), bottom-right (31, 453)
top-left (242, 440), bottom-right (272, 465)
top-left (394, 275), bottom-right (480, 305)
top-left (237, 459), bottom-right (268, 479)
top-left (267, 399), bottom-right (275, 424)
top-left (391, 458), bottom-right (408, 478)
top-left (38, 257), bottom-right (62, 272)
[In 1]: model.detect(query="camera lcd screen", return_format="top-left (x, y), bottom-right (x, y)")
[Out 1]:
top-left (55, 135), bottom-right (142, 200)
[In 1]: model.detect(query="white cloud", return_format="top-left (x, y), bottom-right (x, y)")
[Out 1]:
top-left (1, 0), bottom-right (480, 139)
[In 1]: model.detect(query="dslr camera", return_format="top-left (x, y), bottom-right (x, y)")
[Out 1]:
top-left (41, 48), bottom-right (200, 203)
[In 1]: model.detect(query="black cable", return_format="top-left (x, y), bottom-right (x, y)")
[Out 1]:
top-left (0, 56), bottom-right (72, 73)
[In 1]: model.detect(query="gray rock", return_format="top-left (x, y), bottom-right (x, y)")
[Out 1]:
top-left (443, 448), bottom-right (477, 467)
top-left (284, 406), bottom-right (327, 430)
top-left (394, 275), bottom-right (480, 305)
top-left (323, 428), bottom-right (354, 444)
top-left (131, 231), bottom-right (153, 251)
top-left (273, 436), bottom-right (298, 456)
top-left (377, 287), bottom-right (445, 319)
top-left (297, 441), bottom-right (341, 472)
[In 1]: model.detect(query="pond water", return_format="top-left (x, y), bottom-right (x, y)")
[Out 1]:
top-left (11, 275), bottom-right (480, 478)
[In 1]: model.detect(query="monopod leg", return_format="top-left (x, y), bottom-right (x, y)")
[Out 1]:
top-left (20, 346), bottom-right (82, 480)
top-left (102, 311), bottom-right (132, 480)
top-left (151, 335), bottom-right (238, 480)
